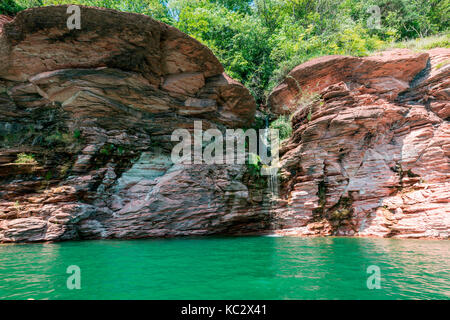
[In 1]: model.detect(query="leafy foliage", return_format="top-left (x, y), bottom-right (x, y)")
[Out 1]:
top-left (41, 0), bottom-right (173, 23)
top-left (0, 0), bottom-right (42, 15)
top-left (247, 152), bottom-right (262, 177)
top-left (44, 131), bottom-right (77, 145)
top-left (269, 116), bottom-right (292, 141)
top-left (14, 153), bottom-right (37, 164)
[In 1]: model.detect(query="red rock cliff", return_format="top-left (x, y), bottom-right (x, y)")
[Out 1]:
top-left (0, 6), bottom-right (260, 242)
top-left (0, 6), bottom-right (448, 242)
top-left (268, 49), bottom-right (449, 239)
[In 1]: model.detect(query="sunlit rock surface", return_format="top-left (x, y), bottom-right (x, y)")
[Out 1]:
top-left (0, 6), bottom-right (259, 242)
top-left (0, 6), bottom-right (448, 242)
top-left (268, 48), bottom-right (449, 239)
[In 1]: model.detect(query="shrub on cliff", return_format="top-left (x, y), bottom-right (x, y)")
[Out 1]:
top-left (269, 116), bottom-right (292, 141)
top-left (14, 153), bottom-right (37, 164)
top-left (0, 0), bottom-right (32, 15)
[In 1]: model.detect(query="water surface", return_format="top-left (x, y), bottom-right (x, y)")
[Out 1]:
top-left (0, 237), bottom-right (449, 299)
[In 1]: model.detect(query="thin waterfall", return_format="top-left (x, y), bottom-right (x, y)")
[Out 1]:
top-left (264, 114), bottom-right (279, 201)
top-left (268, 173), bottom-right (279, 201)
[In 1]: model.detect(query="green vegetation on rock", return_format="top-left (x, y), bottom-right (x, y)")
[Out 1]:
top-left (14, 153), bottom-right (37, 164)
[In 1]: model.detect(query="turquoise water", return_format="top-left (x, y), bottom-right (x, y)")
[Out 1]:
top-left (0, 237), bottom-right (449, 300)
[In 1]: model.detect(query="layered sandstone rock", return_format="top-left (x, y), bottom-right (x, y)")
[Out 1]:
top-left (268, 49), bottom-right (449, 239)
top-left (0, 6), bottom-right (259, 242)
top-left (268, 50), bottom-right (430, 114)
top-left (0, 6), bottom-right (448, 242)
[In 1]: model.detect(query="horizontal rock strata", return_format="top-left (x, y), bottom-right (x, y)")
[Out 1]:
top-left (0, 6), bottom-right (260, 242)
top-left (268, 49), bottom-right (449, 239)
top-left (0, 6), bottom-right (448, 242)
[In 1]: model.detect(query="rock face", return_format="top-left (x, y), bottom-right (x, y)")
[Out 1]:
top-left (0, 6), bottom-right (260, 242)
top-left (268, 49), bottom-right (450, 239)
top-left (268, 50), bottom-right (430, 114)
top-left (0, 6), bottom-right (448, 242)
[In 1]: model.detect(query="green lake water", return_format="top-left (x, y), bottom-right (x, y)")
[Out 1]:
top-left (0, 236), bottom-right (449, 300)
